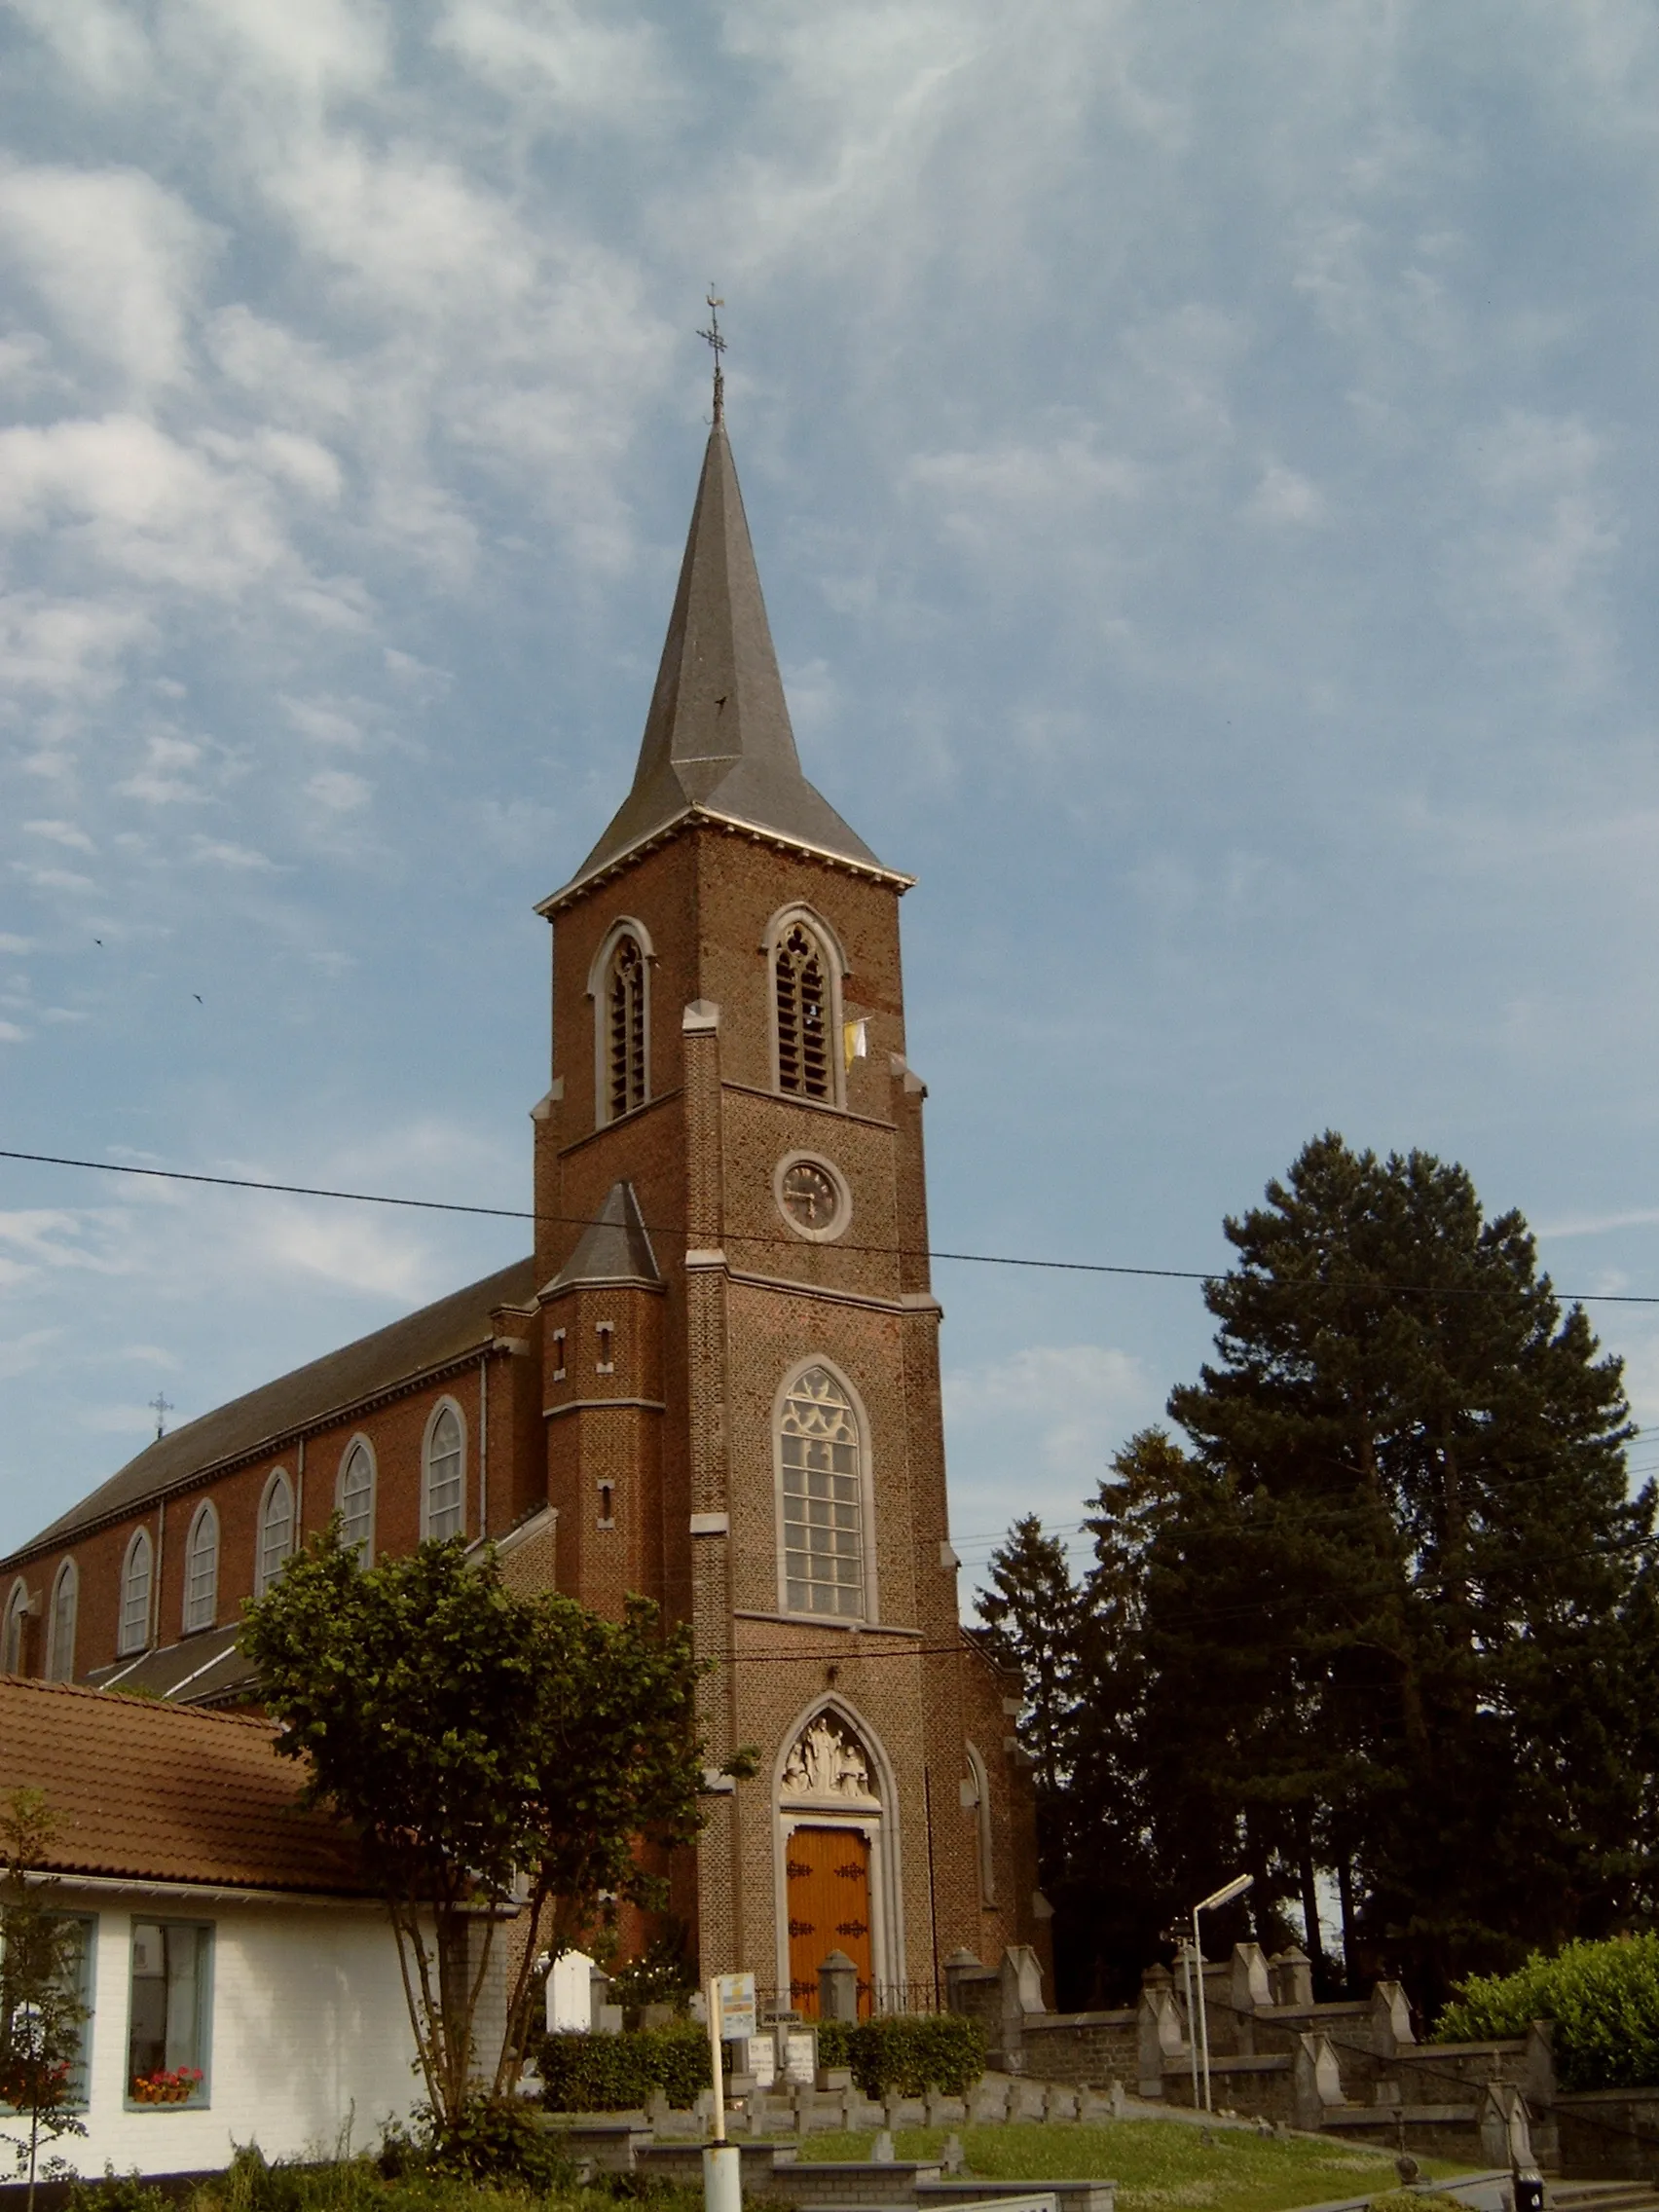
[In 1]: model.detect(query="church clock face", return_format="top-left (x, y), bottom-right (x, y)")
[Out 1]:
top-left (775, 1154), bottom-right (850, 1242)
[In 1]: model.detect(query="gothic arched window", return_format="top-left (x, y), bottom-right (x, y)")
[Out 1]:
top-left (256, 1470), bottom-right (295, 1596)
top-left (3, 1580), bottom-right (27, 1675)
top-left (778, 1364), bottom-right (866, 1619)
top-left (119, 1528), bottom-right (153, 1656)
top-left (775, 920), bottom-right (833, 1100)
top-left (339, 1438), bottom-right (375, 1563)
top-left (183, 1501), bottom-right (219, 1633)
top-left (965, 1743), bottom-right (996, 1904)
top-left (424, 1402), bottom-right (465, 1540)
top-left (606, 933), bottom-right (647, 1121)
top-left (48, 1559), bottom-right (77, 1682)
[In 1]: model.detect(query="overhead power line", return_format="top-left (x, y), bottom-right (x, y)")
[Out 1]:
top-left (6, 1145), bottom-right (1659, 1308)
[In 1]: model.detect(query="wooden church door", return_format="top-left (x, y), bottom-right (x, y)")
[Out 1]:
top-left (786, 1825), bottom-right (872, 2017)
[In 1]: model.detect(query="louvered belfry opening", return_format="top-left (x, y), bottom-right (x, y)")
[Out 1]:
top-left (608, 935), bottom-right (646, 1119)
top-left (776, 922), bottom-right (830, 1098)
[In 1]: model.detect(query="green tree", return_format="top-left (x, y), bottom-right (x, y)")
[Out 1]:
top-left (241, 1530), bottom-right (711, 2126)
top-left (1161, 1132), bottom-right (1655, 2004)
top-left (0, 1789), bottom-right (89, 2212)
top-left (978, 1516), bottom-right (1085, 1800)
top-left (991, 1135), bottom-right (1659, 2009)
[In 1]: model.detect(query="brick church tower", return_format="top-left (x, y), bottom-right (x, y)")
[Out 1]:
top-left (530, 402), bottom-right (1042, 2001)
top-left (0, 395), bottom-right (1045, 2012)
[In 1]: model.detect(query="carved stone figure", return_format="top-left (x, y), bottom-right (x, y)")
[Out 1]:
top-left (782, 1711), bottom-right (877, 1801)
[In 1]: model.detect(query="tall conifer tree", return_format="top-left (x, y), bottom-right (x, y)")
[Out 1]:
top-left (989, 1133), bottom-right (1659, 2008)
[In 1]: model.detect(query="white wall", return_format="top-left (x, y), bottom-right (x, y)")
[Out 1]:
top-left (58, 1891), bottom-right (424, 2176)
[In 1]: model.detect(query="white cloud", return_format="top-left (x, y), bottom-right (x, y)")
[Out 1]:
top-left (0, 1020), bottom-right (26, 1043)
top-left (0, 417), bottom-right (291, 593)
top-left (190, 837), bottom-right (276, 870)
top-left (434, 0), bottom-right (670, 120)
top-left (1540, 1205), bottom-right (1659, 1240)
top-left (1447, 410), bottom-right (1618, 685)
top-left (306, 767), bottom-right (371, 812)
top-left (117, 732), bottom-right (207, 804)
top-left (0, 593), bottom-right (155, 700)
top-left (1249, 461), bottom-right (1327, 527)
top-left (243, 1202), bottom-right (432, 1300)
top-left (0, 1209), bottom-right (125, 1275)
top-left (0, 164), bottom-right (214, 389)
top-left (206, 305), bottom-right (354, 425)
top-left (944, 1342), bottom-right (1150, 1483)
top-left (0, 1326), bottom-right (59, 1378)
top-left (79, 1401), bottom-right (167, 1437)
top-left (160, 0), bottom-right (387, 103)
top-left (283, 694), bottom-right (366, 748)
top-left (24, 819), bottom-right (95, 852)
top-left (1, 0), bottom-right (153, 100)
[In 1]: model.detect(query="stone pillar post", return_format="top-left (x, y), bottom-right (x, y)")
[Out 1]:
top-left (943, 1948), bottom-right (984, 2012)
top-left (1270, 1945), bottom-right (1315, 2009)
top-left (819, 1949), bottom-right (859, 2022)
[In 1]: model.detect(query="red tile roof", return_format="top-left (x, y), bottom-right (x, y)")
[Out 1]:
top-left (0, 1677), bottom-right (374, 1896)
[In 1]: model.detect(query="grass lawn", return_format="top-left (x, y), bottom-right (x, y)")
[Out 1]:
top-left (798, 2122), bottom-right (1465, 2212)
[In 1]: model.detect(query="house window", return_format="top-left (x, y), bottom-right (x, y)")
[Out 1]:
top-left (2, 1581), bottom-right (26, 1675)
top-left (607, 933), bottom-right (647, 1120)
top-left (119, 1530), bottom-right (153, 1657)
top-left (424, 1403), bottom-right (464, 1540)
top-left (778, 1365), bottom-right (866, 1619)
top-left (182, 1503), bottom-right (218, 1634)
top-left (339, 1440), bottom-right (375, 1564)
top-left (255, 1472), bottom-right (294, 1597)
top-left (48, 1560), bottom-right (77, 1682)
top-left (775, 920), bottom-right (832, 1100)
top-left (127, 1921), bottom-right (211, 2107)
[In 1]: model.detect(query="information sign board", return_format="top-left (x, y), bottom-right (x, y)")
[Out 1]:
top-left (715, 1971), bottom-right (756, 2041)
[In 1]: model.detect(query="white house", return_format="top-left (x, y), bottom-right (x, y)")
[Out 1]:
top-left (0, 1677), bottom-right (423, 2176)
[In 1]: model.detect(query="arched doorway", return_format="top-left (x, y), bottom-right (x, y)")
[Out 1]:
top-left (774, 1705), bottom-right (902, 2016)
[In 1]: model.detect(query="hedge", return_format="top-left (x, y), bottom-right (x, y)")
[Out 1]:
top-left (537, 2022), bottom-right (711, 2112)
top-left (816, 2013), bottom-right (986, 2098)
top-left (539, 2009), bottom-right (984, 2111)
top-left (1433, 1934), bottom-right (1659, 2091)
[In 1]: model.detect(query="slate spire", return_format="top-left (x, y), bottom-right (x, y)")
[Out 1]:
top-left (545, 1180), bottom-right (660, 1292)
top-left (563, 419), bottom-right (884, 892)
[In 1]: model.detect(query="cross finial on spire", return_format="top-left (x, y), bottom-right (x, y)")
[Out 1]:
top-left (149, 1390), bottom-right (173, 1441)
top-left (698, 286), bottom-right (726, 424)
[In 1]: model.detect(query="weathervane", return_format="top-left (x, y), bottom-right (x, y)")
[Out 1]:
top-left (698, 287), bottom-right (726, 423)
top-left (149, 1391), bottom-right (173, 1441)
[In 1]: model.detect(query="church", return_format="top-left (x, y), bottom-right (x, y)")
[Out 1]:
top-left (0, 392), bottom-right (1046, 2014)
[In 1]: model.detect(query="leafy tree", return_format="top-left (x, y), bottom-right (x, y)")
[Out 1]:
top-left (0, 1789), bottom-right (89, 2212)
top-left (241, 1530), bottom-right (711, 2126)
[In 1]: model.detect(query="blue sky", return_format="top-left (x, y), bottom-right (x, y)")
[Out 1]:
top-left (5, 0), bottom-right (1659, 1583)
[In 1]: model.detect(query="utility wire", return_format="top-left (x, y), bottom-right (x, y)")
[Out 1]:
top-left (712, 1518), bottom-right (1657, 1660)
top-left (945, 1452), bottom-right (1659, 1561)
top-left (6, 1145), bottom-right (1659, 1307)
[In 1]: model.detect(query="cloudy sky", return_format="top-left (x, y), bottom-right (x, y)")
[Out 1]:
top-left (4, 0), bottom-right (1659, 1585)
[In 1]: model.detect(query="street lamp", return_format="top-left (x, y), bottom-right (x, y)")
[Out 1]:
top-left (1191, 1873), bottom-right (1254, 2113)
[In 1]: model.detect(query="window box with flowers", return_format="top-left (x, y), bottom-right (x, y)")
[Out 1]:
top-left (125, 1922), bottom-right (211, 2111)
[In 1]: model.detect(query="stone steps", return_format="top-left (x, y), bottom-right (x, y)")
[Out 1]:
top-left (1552, 2185), bottom-right (1659, 2212)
